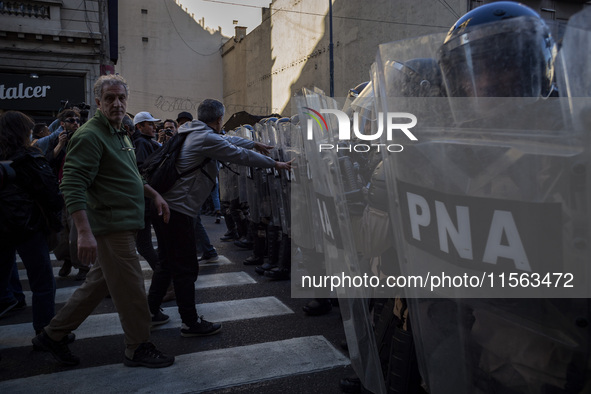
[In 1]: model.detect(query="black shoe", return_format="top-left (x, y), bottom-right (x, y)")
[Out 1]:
top-left (255, 263), bottom-right (276, 275)
top-left (181, 316), bottom-right (222, 337)
top-left (234, 239), bottom-right (254, 249)
top-left (302, 299), bottom-right (332, 316)
top-left (33, 332), bottom-right (75, 351)
top-left (340, 375), bottom-right (362, 393)
top-left (214, 211), bottom-right (222, 224)
top-left (264, 267), bottom-right (290, 280)
top-left (124, 342), bottom-right (174, 368)
top-left (199, 252), bottom-right (219, 263)
top-left (220, 232), bottom-right (239, 242)
top-left (75, 268), bottom-right (88, 281)
top-left (32, 330), bottom-right (80, 366)
top-left (243, 255), bottom-right (263, 266)
top-left (151, 309), bottom-right (170, 328)
top-left (58, 260), bottom-right (72, 277)
top-left (0, 299), bottom-right (18, 318)
top-left (11, 299), bottom-right (27, 312)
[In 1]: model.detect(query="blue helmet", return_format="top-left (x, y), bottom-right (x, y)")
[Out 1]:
top-left (438, 2), bottom-right (556, 99)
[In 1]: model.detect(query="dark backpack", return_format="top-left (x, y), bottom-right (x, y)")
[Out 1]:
top-left (0, 151), bottom-right (63, 242)
top-left (140, 132), bottom-right (211, 194)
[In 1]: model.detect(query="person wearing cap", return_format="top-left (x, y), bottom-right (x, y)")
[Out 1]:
top-left (132, 112), bottom-right (161, 168)
top-left (176, 111), bottom-right (193, 126)
top-left (130, 111), bottom-right (163, 274)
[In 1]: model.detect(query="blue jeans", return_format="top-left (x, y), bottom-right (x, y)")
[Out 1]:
top-left (0, 231), bottom-right (56, 332)
top-left (210, 179), bottom-right (221, 212)
top-left (6, 260), bottom-right (26, 304)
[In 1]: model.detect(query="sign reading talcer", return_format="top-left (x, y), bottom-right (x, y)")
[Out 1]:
top-left (0, 83), bottom-right (51, 99)
top-left (397, 180), bottom-right (562, 273)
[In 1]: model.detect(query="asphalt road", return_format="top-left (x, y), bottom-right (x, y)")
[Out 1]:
top-left (0, 214), bottom-right (354, 393)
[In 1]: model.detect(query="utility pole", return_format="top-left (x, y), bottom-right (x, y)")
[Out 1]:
top-left (329, 0), bottom-right (334, 97)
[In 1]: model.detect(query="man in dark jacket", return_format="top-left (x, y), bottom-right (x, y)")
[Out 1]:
top-left (131, 111), bottom-right (162, 272)
top-left (132, 112), bottom-right (161, 168)
top-left (148, 99), bottom-right (292, 337)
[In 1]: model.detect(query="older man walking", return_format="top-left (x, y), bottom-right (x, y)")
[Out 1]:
top-left (32, 75), bottom-right (175, 369)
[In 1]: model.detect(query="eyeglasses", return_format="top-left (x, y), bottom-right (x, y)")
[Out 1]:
top-left (65, 118), bottom-right (80, 124)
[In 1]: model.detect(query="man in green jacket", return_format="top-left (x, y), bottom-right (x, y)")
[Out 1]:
top-left (32, 74), bottom-right (175, 369)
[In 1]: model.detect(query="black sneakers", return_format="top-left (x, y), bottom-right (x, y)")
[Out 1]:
top-left (199, 251), bottom-right (219, 263)
top-left (181, 316), bottom-right (222, 337)
top-left (33, 330), bottom-right (75, 351)
top-left (151, 309), bottom-right (170, 328)
top-left (243, 255), bottom-right (263, 266)
top-left (58, 259), bottom-right (72, 277)
top-left (32, 330), bottom-right (80, 366)
top-left (124, 342), bottom-right (175, 368)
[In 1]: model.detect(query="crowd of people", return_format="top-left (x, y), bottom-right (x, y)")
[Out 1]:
top-left (0, 72), bottom-right (293, 369)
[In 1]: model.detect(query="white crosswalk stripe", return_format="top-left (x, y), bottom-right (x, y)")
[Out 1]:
top-left (0, 296), bottom-right (292, 349)
top-left (0, 336), bottom-right (349, 394)
top-left (17, 256), bottom-right (234, 278)
top-left (21, 271), bottom-right (257, 305)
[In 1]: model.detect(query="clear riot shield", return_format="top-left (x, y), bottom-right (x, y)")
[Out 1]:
top-left (375, 19), bottom-right (591, 394)
top-left (236, 126), bottom-right (249, 206)
top-left (263, 118), bottom-right (285, 229)
top-left (273, 118), bottom-right (292, 235)
top-left (556, 7), bottom-right (591, 133)
top-left (287, 115), bottom-right (324, 254)
top-left (295, 89), bottom-right (386, 394)
top-left (218, 128), bottom-right (240, 203)
top-left (254, 119), bottom-right (273, 221)
top-left (240, 125), bottom-right (259, 223)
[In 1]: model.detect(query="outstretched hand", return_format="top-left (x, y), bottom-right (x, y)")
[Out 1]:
top-left (253, 142), bottom-right (273, 156)
top-left (275, 158), bottom-right (295, 171)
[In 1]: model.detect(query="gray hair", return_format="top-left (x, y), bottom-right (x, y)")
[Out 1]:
top-left (93, 74), bottom-right (129, 100)
top-left (197, 99), bottom-right (225, 124)
top-left (122, 114), bottom-right (134, 129)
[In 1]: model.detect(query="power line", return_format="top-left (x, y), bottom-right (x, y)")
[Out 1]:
top-left (203, 0), bottom-right (453, 29)
top-left (164, 0), bottom-right (223, 56)
top-left (438, 0), bottom-right (460, 19)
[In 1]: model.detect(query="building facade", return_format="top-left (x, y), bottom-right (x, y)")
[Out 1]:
top-left (116, 0), bottom-right (228, 119)
top-left (0, 0), bottom-right (116, 124)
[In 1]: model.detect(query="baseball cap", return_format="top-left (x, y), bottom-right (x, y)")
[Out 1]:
top-left (133, 111), bottom-right (161, 125)
top-left (176, 111), bottom-right (193, 123)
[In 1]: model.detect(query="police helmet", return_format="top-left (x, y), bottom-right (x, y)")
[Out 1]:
top-left (438, 2), bottom-right (556, 99)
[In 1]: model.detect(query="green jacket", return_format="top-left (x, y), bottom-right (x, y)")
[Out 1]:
top-left (60, 110), bottom-right (144, 235)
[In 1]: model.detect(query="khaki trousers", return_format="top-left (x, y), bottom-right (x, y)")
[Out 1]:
top-left (45, 231), bottom-right (151, 356)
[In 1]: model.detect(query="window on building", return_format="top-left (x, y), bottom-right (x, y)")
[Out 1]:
top-left (141, 9), bottom-right (148, 14)
top-left (142, 37), bottom-right (149, 42)
top-left (0, 1), bottom-right (51, 19)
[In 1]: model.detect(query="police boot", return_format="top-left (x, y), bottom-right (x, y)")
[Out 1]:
top-left (243, 222), bottom-right (265, 265)
top-left (265, 234), bottom-right (291, 280)
top-left (235, 220), bottom-right (255, 249)
top-left (302, 298), bottom-right (332, 316)
top-left (255, 225), bottom-right (280, 275)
